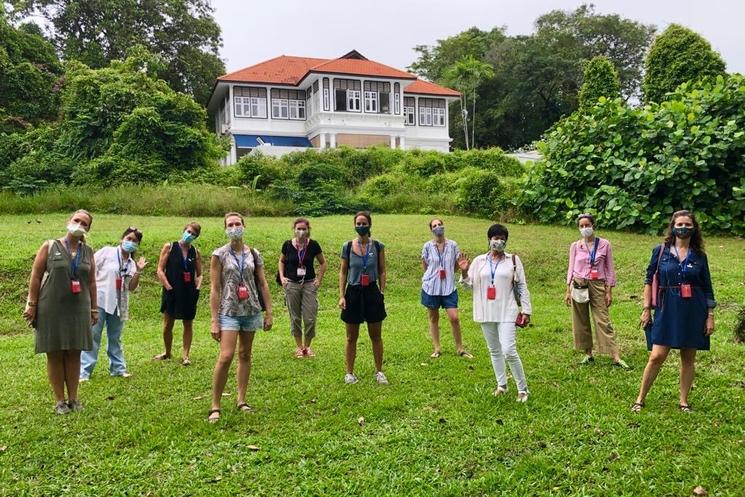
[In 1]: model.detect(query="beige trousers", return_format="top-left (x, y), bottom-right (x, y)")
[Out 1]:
top-left (571, 278), bottom-right (618, 355)
top-left (284, 281), bottom-right (319, 338)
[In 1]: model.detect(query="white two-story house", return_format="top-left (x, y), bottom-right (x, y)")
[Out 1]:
top-left (206, 50), bottom-right (460, 163)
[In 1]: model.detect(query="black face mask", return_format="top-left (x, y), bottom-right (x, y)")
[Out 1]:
top-left (355, 226), bottom-right (370, 236)
top-left (672, 226), bottom-right (693, 239)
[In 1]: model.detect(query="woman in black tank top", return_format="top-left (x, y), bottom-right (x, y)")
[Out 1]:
top-left (154, 222), bottom-right (203, 365)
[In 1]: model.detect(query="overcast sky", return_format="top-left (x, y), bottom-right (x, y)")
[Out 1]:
top-left (212, 0), bottom-right (744, 76)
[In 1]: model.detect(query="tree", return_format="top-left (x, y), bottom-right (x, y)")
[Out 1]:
top-left (443, 55), bottom-right (494, 149)
top-left (643, 24), bottom-right (726, 103)
top-left (0, 14), bottom-right (62, 132)
top-left (12, 0), bottom-right (225, 104)
top-left (578, 55), bottom-right (621, 110)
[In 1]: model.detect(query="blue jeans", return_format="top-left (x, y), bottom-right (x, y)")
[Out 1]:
top-left (81, 307), bottom-right (127, 378)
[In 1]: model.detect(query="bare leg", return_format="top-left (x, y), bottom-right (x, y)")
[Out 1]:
top-left (46, 351), bottom-right (66, 402)
top-left (446, 308), bottom-right (466, 353)
top-left (635, 345), bottom-right (671, 404)
top-left (304, 335), bottom-right (313, 349)
top-left (211, 331), bottom-right (238, 411)
top-left (679, 348), bottom-right (697, 406)
top-left (293, 334), bottom-right (304, 350)
top-left (345, 323), bottom-right (360, 374)
top-left (236, 332), bottom-right (255, 406)
top-left (159, 313), bottom-right (175, 358)
top-left (182, 319), bottom-right (193, 362)
top-left (63, 350), bottom-right (81, 402)
top-left (368, 321), bottom-right (384, 372)
top-left (427, 308), bottom-right (441, 355)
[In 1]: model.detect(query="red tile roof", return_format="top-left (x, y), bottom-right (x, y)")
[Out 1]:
top-left (404, 79), bottom-right (461, 97)
top-left (216, 53), bottom-right (459, 96)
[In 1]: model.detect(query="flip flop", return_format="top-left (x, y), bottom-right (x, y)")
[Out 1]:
top-left (678, 404), bottom-right (693, 413)
top-left (458, 350), bottom-right (474, 359)
top-left (631, 402), bottom-right (645, 413)
top-left (181, 358), bottom-right (191, 366)
top-left (153, 353), bottom-right (171, 361)
top-left (430, 351), bottom-right (441, 358)
top-left (207, 408), bottom-right (221, 423)
top-left (237, 403), bottom-right (254, 412)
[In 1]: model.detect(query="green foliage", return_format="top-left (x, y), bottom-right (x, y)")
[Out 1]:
top-left (643, 24), bottom-right (726, 104)
top-left (455, 169), bottom-right (506, 218)
top-left (578, 56), bottom-right (621, 110)
top-left (0, 16), bottom-right (62, 131)
top-left (526, 74), bottom-right (745, 235)
top-left (15, 0), bottom-right (225, 104)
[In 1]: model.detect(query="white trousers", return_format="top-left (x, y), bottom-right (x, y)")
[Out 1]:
top-left (480, 322), bottom-right (528, 392)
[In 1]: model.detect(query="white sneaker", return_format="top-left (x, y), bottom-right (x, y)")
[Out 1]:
top-left (375, 371), bottom-right (389, 385)
top-left (517, 391), bottom-right (529, 403)
top-left (79, 377), bottom-right (89, 382)
top-left (492, 385), bottom-right (508, 396)
top-left (344, 373), bottom-right (358, 384)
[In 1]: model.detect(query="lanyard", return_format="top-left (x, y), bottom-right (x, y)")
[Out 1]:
top-left (64, 239), bottom-right (82, 279)
top-left (230, 248), bottom-right (246, 283)
top-left (297, 239), bottom-right (308, 267)
top-left (360, 239), bottom-right (372, 271)
top-left (584, 237), bottom-right (599, 267)
top-left (432, 241), bottom-right (446, 268)
top-left (487, 254), bottom-right (502, 285)
top-left (117, 249), bottom-right (130, 276)
top-left (181, 244), bottom-right (191, 271)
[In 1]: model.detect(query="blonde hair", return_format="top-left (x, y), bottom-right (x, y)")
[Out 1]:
top-left (223, 212), bottom-right (245, 228)
top-left (71, 209), bottom-right (93, 229)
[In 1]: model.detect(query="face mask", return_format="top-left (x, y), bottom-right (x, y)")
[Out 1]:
top-left (67, 222), bottom-right (87, 237)
top-left (355, 226), bottom-right (370, 236)
top-left (432, 226), bottom-right (445, 237)
top-left (295, 228), bottom-right (308, 239)
top-left (182, 231), bottom-right (197, 243)
top-left (580, 227), bottom-right (594, 238)
top-left (122, 240), bottom-right (138, 253)
top-left (672, 226), bottom-right (692, 239)
top-left (490, 239), bottom-right (506, 252)
top-left (226, 226), bottom-right (244, 240)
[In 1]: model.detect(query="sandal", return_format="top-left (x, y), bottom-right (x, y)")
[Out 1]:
top-left (237, 403), bottom-right (254, 412)
top-left (207, 408), bottom-right (221, 423)
top-left (631, 402), bottom-right (645, 413)
top-left (181, 358), bottom-right (191, 366)
top-left (430, 351), bottom-right (441, 358)
top-left (580, 355), bottom-right (595, 365)
top-left (458, 350), bottom-right (474, 359)
top-left (612, 359), bottom-right (632, 370)
top-left (678, 404), bottom-right (693, 413)
top-left (153, 353), bottom-right (171, 361)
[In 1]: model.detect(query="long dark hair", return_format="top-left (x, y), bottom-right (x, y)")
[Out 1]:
top-left (663, 210), bottom-right (705, 254)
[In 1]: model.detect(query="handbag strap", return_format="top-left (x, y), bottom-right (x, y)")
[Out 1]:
top-left (654, 243), bottom-right (665, 277)
top-left (511, 254), bottom-right (521, 308)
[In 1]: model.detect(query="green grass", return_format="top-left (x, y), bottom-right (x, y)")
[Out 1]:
top-left (1, 214), bottom-right (744, 496)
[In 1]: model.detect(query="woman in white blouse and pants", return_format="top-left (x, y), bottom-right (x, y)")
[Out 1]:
top-left (460, 224), bottom-right (532, 402)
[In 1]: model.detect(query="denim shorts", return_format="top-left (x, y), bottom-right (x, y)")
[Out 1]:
top-left (219, 312), bottom-right (264, 332)
top-left (421, 289), bottom-right (459, 309)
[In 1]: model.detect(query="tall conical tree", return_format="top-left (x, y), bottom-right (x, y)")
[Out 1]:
top-left (643, 24), bottom-right (725, 103)
top-left (578, 56), bottom-right (621, 110)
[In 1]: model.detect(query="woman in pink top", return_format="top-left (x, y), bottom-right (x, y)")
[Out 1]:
top-left (564, 214), bottom-right (629, 368)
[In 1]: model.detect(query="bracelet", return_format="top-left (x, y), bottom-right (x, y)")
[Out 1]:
top-left (643, 306), bottom-right (651, 310)
top-left (708, 312), bottom-right (714, 316)
top-left (27, 301), bottom-right (37, 307)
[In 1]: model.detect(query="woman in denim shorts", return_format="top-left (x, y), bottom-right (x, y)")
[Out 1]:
top-left (207, 212), bottom-right (273, 423)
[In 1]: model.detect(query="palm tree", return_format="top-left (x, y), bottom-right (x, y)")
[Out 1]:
top-left (443, 55), bottom-right (494, 149)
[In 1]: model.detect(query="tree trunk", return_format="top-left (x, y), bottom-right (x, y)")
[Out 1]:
top-left (472, 89), bottom-right (476, 149)
top-left (461, 94), bottom-right (469, 150)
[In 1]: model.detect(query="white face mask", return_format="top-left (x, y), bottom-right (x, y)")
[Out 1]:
top-left (226, 226), bottom-right (244, 240)
top-left (490, 239), bottom-right (506, 252)
top-left (67, 222), bottom-right (87, 237)
top-left (295, 228), bottom-right (308, 239)
top-left (580, 227), bottom-right (594, 238)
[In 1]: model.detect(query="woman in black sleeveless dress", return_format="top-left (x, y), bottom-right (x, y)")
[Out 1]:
top-left (154, 222), bottom-right (203, 365)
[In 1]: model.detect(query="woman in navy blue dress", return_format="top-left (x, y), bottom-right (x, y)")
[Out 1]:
top-left (633, 210), bottom-right (716, 412)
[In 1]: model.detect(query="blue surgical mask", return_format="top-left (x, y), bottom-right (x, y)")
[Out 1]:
top-left (432, 226), bottom-right (445, 237)
top-left (182, 231), bottom-right (197, 243)
top-left (122, 240), bottom-right (138, 253)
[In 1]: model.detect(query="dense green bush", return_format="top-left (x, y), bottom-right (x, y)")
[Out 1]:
top-left (526, 74), bottom-right (745, 235)
top-left (578, 56), bottom-right (621, 111)
top-left (456, 169), bottom-right (506, 218)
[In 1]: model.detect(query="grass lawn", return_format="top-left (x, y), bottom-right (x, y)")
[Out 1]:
top-left (0, 213), bottom-right (743, 496)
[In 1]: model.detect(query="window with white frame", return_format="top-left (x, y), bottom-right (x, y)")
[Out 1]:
top-left (334, 79), bottom-right (362, 112)
top-left (347, 90), bottom-right (361, 111)
top-left (271, 89), bottom-right (306, 120)
top-left (404, 97), bottom-right (415, 125)
top-left (417, 98), bottom-right (446, 126)
top-left (364, 91), bottom-right (378, 112)
top-left (234, 86), bottom-right (267, 118)
top-left (433, 107), bottom-right (446, 126)
top-left (394, 83), bottom-right (400, 114)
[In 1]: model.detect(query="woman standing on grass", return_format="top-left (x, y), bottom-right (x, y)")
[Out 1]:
top-left (339, 211), bottom-right (388, 385)
top-left (278, 218), bottom-right (327, 358)
top-left (460, 224), bottom-right (532, 402)
top-left (564, 213), bottom-right (630, 369)
top-left (421, 218), bottom-right (472, 359)
top-left (80, 227), bottom-right (147, 380)
top-left (155, 222), bottom-right (202, 365)
top-left (633, 210), bottom-right (716, 413)
top-left (23, 209), bottom-right (97, 414)
top-left (208, 212), bottom-right (273, 423)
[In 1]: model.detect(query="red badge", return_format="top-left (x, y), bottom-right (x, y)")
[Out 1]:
top-left (183, 271), bottom-right (192, 283)
top-left (237, 283), bottom-right (249, 300)
top-left (360, 274), bottom-right (370, 287)
top-left (71, 280), bottom-right (81, 294)
top-left (115, 277), bottom-right (123, 290)
top-left (680, 283), bottom-right (692, 298)
top-left (487, 286), bottom-right (497, 300)
top-left (590, 269), bottom-right (600, 280)
top-left (439, 268), bottom-right (446, 280)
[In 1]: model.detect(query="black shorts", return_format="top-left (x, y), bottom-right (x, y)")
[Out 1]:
top-left (341, 283), bottom-right (387, 324)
